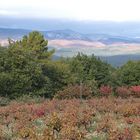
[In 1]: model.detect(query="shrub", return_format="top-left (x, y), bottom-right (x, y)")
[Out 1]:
top-left (115, 86), bottom-right (130, 98)
top-left (54, 84), bottom-right (92, 99)
top-left (60, 125), bottom-right (85, 140)
top-left (99, 85), bottom-right (112, 97)
top-left (119, 104), bottom-right (139, 117)
top-left (108, 128), bottom-right (133, 140)
top-left (0, 97), bottom-right (10, 106)
top-left (130, 85), bottom-right (140, 97)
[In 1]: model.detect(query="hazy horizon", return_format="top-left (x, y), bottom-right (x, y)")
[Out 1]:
top-left (1, 0), bottom-right (140, 57)
top-left (1, 18), bottom-right (140, 37)
top-left (1, 0), bottom-right (140, 34)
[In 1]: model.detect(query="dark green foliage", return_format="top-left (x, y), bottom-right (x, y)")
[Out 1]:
top-left (42, 61), bottom-right (73, 98)
top-left (0, 32), bottom-right (73, 98)
top-left (0, 31), bottom-right (140, 99)
top-left (0, 97), bottom-right (10, 106)
top-left (0, 32), bottom-right (50, 98)
top-left (67, 53), bottom-right (113, 90)
top-left (117, 61), bottom-right (140, 86)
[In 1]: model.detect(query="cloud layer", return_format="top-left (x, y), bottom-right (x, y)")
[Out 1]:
top-left (0, 0), bottom-right (140, 21)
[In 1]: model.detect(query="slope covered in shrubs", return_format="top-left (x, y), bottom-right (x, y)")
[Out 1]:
top-left (0, 31), bottom-right (140, 99)
top-left (0, 98), bottom-right (140, 139)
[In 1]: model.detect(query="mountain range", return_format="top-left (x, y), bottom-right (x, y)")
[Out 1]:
top-left (0, 27), bottom-right (140, 66)
top-left (1, 28), bottom-right (140, 44)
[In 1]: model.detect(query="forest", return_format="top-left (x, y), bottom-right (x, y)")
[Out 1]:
top-left (0, 31), bottom-right (140, 99)
top-left (0, 32), bottom-right (140, 140)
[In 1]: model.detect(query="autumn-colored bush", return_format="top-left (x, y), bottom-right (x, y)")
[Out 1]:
top-left (54, 84), bottom-right (92, 99)
top-left (99, 85), bottom-right (113, 96)
top-left (132, 124), bottom-right (140, 139)
top-left (118, 104), bottom-right (140, 117)
top-left (108, 128), bottom-right (133, 140)
top-left (115, 86), bottom-right (130, 98)
top-left (60, 125), bottom-right (85, 140)
top-left (0, 98), bottom-right (139, 139)
top-left (130, 85), bottom-right (140, 97)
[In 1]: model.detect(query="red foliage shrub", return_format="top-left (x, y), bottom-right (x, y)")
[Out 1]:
top-left (99, 85), bottom-right (112, 96)
top-left (116, 86), bottom-right (130, 98)
top-left (130, 85), bottom-right (140, 97)
top-left (33, 107), bottom-right (45, 117)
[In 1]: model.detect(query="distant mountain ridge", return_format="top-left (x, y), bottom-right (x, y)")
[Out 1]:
top-left (100, 54), bottom-right (140, 67)
top-left (1, 28), bottom-right (140, 44)
top-left (0, 28), bottom-right (30, 39)
top-left (42, 29), bottom-right (90, 41)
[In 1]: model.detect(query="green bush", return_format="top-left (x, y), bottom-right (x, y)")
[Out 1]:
top-left (0, 97), bottom-right (10, 106)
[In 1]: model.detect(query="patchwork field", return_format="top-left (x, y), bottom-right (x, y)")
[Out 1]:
top-left (48, 39), bottom-right (140, 56)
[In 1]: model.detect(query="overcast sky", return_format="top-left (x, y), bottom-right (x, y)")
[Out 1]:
top-left (0, 0), bottom-right (140, 21)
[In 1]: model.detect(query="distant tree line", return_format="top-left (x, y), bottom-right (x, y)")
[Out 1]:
top-left (0, 31), bottom-right (140, 99)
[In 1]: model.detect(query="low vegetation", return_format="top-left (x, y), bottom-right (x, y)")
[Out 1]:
top-left (0, 98), bottom-right (140, 140)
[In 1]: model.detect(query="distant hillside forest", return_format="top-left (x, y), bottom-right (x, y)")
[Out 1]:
top-left (0, 31), bottom-right (140, 99)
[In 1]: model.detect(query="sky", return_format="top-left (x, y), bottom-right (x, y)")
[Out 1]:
top-left (0, 0), bottom-right (140, 21)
